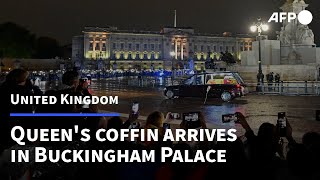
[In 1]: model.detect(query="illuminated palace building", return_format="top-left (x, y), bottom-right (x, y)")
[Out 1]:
top-left (72, 26), bottom-right (254, 70)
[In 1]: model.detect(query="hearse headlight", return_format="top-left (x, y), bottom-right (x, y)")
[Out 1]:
top-left (164, 88), bottom-right (167, 91)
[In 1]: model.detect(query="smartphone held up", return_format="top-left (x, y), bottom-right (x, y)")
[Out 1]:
top-left (129, 122), bottom-right (140, 129)
top-left (182, 112), bottom-right (201, 129)
top-left (170, 113), bottom-right (181, 119)
top-left (222, 114), bottom-right (239, 123)
top-left (132, 102), bottom-right (139, 114)
top-left (79, 78), bottom-right (91, 86)
top-left (277, 112), bottom-right (287, 137)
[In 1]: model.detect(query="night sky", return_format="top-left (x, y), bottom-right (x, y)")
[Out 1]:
top-left (1, 0), bottom-right (319, 45)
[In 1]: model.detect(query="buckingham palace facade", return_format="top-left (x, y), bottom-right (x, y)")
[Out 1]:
top-left (72, 26), bottom-right (254, 70)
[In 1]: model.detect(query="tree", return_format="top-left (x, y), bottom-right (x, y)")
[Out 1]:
top-left (60, 44), bottom-right (72, 59)
top-left (34, 37), bottom-right (62, 59)
top-left (220, 51), bottom-right (236, 65)
top-left (0, 22), bottom-right (36, 58)
top-left (205, 58), bottom-right (216, 69)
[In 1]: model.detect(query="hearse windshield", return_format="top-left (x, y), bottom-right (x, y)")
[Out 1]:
top-left (233, 73), bottom-right (245, 85)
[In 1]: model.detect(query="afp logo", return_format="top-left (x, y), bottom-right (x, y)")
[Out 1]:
top-left (268, 10), bottom-right (313, 25)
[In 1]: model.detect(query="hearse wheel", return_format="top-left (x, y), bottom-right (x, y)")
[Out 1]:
top-left (166, 90), bottom-right (175, 99)
top-left (221, 92), bottom-right (232, 102)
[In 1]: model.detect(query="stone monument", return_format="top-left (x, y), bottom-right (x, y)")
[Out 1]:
top-left (238, 0), bottom-right (320, 81)
top-left (278, 0), bottom-right (316, 64)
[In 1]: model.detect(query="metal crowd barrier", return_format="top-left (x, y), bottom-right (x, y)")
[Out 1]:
top-left (256, 81), bottom-right (320, 96)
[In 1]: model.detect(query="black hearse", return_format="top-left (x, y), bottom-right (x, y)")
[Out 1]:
top-left (164, 71), bottom-right (245, 102)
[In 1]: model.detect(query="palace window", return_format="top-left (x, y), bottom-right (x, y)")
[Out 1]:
top-left (213, 46), bottom-right (217, 52)
top-left (128, 43), bottom-right (132, 50)
top-left (220, 46), bottom-right (223, 52)
top-left (136, 44), bottom-right (140, 50)
top-left (159, 44), bottom-right (162, 49)
top-left (189, 43), bottom-right (192, 47)
top-left (89, 42), bottom-right (93, 51)
top-left (151, 44), bottom-right (155, 51)
top-left (207, 46), bottom-right (210, 51)
top-left (113, 43), bottom-right (116, 49)
top-left (120, 43), bottom-right (124, 50)
top-left (194, 45), bottom-right (197, 51)
top-left (95, 42), bottom-right (100, 51)
top-left (201, 46), bottom-right (204, 52)
top-left (102, 43), bottom-right (106, 51)
top-left (226, 46), bottom-right (229, 52)
top-left (144, 44), bottom-right (148, 50)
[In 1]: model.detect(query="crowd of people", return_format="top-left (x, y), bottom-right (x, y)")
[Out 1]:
top-left (1, 69), bottom-right (195, 83)
top-left (0, 69), bottom-right (192, 86)
top-left (0, 69), bottom-right (319, 180)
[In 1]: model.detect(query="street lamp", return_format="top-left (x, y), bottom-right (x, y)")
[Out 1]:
top-left (170, 51), bottom-right (175, 70)
top-left (170, 51), bottom-right (175, 85)
top-left (250, 17), bottom-right (269, 91)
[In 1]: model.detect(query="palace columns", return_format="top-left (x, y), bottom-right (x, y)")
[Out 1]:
top-left (181, 40), bottom-right (184, 60)
top-left (175, 39), bottom-right (178, 59)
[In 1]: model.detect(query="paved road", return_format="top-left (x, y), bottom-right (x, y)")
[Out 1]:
top-left (41, 79), bottom-right (320, 141)
top-left (89, 80), bottom-right (320, 141)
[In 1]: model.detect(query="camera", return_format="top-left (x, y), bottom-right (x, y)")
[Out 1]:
top-left (222, 114), bottom-right (239, 123)
top-left (182, 112), bottom-right (201, 129)
top-left (277, 112), bottom-right (286, 137)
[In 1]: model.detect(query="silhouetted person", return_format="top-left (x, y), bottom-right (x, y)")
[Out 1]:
top-left (36, 71), bottom-right (84, 147)
top-left (267, 72), bottom-right (274, 91)
top-left (0, 69), bottom-right (33, 152)
top-left (275, 73), bottom-right (280, 83)
top-left (275, 73), bottom-right (280, 91)
top-left (236, 112), bottom-right (285, 180)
